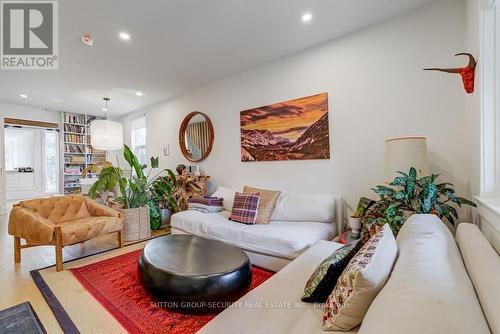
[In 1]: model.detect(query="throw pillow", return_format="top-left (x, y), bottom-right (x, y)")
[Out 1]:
top-left (243, 186), bottom-right (280, 224)
top-left (301, 240), bottom-right (363, 303)
top-left (211, 186), bottom-right (238, 212)
top-left (229, 192), bottom-right (260, 225)
top-left (323, 224), bottom-right (397, 331)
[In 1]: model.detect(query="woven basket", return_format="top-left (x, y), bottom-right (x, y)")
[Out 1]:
top-left (120, 206), bottom-right (151, 242)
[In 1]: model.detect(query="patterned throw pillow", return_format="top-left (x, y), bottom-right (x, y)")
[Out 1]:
top-left (229, 192), bottom-right (260, 224)
top-left (323, 224), bottom-right (397, 331)
top-left (302, 240), bottom-right (363, 303)
top-left (243, 186), bottom-right (281, 224)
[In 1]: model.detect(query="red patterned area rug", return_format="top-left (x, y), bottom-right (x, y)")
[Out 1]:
top-left (70, 249), bottom-right (273, 334)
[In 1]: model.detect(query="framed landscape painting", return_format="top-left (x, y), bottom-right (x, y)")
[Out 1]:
top-left (240, 93), bottom-right (330, 162)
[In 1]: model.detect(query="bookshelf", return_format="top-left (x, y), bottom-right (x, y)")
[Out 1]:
top-left (63, 112), bottom-right (107, 194)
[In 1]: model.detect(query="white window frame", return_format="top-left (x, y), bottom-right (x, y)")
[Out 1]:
top-left (43, 129), bottom-right (59, 194)
top-left (481, 0), bottom-right (500, 195)
top-left (131, 115), bottom-right (147, 165)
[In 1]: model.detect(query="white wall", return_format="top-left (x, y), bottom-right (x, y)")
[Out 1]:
top-left (121, 0), bottom-right (472, 211)
top-left (0, 102), bottom-right (61, 123)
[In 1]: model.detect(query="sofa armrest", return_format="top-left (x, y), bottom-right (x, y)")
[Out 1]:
top-left (8, 206), bottom-right (55, 244)
top-left (85, 197), bottom-right (121, 218)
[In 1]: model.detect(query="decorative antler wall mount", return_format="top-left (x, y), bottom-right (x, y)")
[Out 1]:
top-left (423, 53), bottom-right (476, 94)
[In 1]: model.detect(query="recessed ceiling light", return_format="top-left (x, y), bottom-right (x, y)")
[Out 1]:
top-left (119, 32), bottom-right (131, 41)
top-left (135, 91), bottom-right (143, 96)
top-left (20, 94), bottom-right (28, 98)
top-left (302, 13), bottom-right (312, 22)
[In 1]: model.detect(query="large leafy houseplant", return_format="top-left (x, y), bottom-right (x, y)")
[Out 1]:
top-left (363, 167), bottom-right (476, 235)
top-left (88, 145), bottom-right (177, 230)
top-left (150, 173), bottom-right (179, 213)
top-left (149, 174), bottom-right (179, 229)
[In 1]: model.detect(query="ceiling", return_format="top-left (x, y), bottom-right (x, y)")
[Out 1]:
top-left (0, 0), bottom-right (436, 117)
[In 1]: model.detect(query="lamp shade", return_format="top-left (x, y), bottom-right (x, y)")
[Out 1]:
top-left (384, 137), bottom-right (429, 182)
top-left (90, 120), bottom-right (124, 151)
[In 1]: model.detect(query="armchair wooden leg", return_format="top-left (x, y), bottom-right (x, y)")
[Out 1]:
top-left (118, 229), bottom-right (124, 248)
top-left (14, 237), bottom-right (21, 263)
top-left (54, 227), bottom-right (63, 272)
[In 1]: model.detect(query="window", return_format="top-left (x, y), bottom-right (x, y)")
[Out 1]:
top-left (481, 0), bottom-right (500, 194)
top-left (4, 127), bottom-right (35, 171)
top-left (131, 116), bottom-right (146, 165)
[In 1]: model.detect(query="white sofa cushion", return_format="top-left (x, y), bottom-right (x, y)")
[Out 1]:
top-left (359, 214), bottom-right (490, 334)
top-left (212, 186), bottom-right (238, 211)
top-left (198, 240), bottom-right (357, 334)
top-left (271, 192), bottom-right (335, 223)
top-left (171, 210), bottom-right (336, 260)
top-left (456, 223), bottom-right (500, 334)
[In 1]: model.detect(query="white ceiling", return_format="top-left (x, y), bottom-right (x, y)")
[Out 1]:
top-left (0, 0), bottom-right (436, 117)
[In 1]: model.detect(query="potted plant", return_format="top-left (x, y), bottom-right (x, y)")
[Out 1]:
top-left (347, 198), bottom-right (374, 238)
top-left (150, 173), bottom-right (178, 228)
top-left (362, 167), bottom-right (476, 236)
top-left (88, 145), bottom-right (175, 240)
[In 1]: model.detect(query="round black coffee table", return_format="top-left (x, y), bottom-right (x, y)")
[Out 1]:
top-left (138, 235), bottom-right (252, 308)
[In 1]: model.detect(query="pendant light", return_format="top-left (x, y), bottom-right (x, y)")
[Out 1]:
top-left (89, 97), bottom-right (124, 151)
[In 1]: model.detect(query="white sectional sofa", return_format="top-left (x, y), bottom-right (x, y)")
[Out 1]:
top-left (198, 214), bottom-right (499, 334)
top-left (171, 187), bottom-right (344, 271)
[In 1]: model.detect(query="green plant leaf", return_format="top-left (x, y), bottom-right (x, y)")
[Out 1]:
top-left (409, 167), bottom-right (417, 180)
top-left (123, 144), bottom-right (144, 179)
top-left (372, 185), bottom-right (396, 197)
top-left (385, 202), bottom-right (402, 216)
top-left (396, 170), bottom-right (409, 177)
top-left (442, 204), bottom-right (458, 219)
top-left (390, 177), bottom-right (405, 187)
top-left (410, 198), bottom-right (421, 212)
top-left (456, 197), bottom-right (477, 207)
top-left (151, 157), bottom-right (159, 169)
top-left (167, 169), bottom-right (177, 187)
top-left (436, 182), bottom-right (454, 189)
top-left (149, 201), bottom-right (161, 230)
top-left (394, 191), bottom-right (405, 200)
top-left (405, 178), bottom-right (415, 197)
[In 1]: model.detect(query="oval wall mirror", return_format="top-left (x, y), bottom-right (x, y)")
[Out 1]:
top-left (179, 112), bottom-right (214, 162)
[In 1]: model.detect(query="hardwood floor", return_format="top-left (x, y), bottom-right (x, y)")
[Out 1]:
top-left (0, 212), bottom-right (168, 333)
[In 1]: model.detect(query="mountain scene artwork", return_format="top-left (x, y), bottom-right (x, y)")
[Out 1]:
top-left (240, 93), bottom-right (330, 162)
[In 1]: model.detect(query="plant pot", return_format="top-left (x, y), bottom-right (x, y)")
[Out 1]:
top-left (160, 208), bottom-right (172, 228)
top-left (349, 216), bottom-right (361, 238)
top-left (120, 206), bottom-right (151, 242)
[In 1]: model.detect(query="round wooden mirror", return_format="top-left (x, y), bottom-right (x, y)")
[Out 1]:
top-left (179, 112), bottom-right (214, 162)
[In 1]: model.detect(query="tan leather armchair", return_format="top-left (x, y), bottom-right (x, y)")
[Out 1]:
top-left (8, 195), bottom-right (123, 271)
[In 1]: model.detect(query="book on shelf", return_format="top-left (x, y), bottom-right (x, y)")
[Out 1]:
top-left (64, 144), bottom-right (84, 153)
top-left (64, 133), bottom-right (85, 143)
top-left (64, 114), bottom-right (86, 124)
top-left (64, 165), bottom-right (82, 175)
top-left (67, 156), bottom-right (85, 164)
top-left (64, 124), bottom-right (85, 133)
